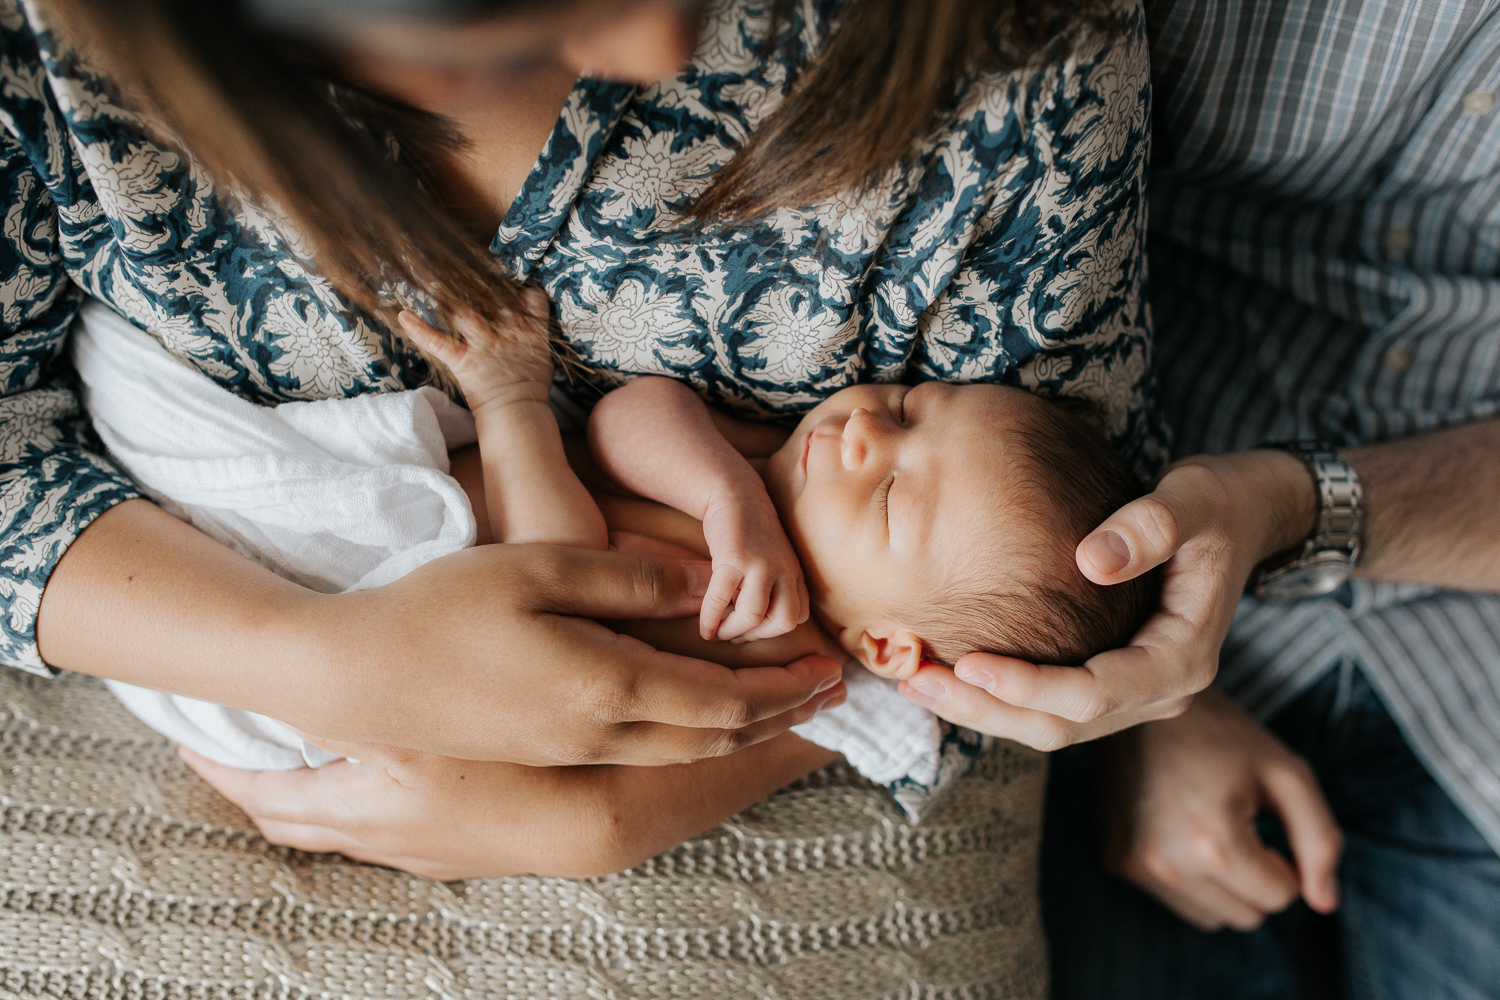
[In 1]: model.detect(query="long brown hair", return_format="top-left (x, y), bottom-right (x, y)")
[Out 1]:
top-left (38, 0), bottom-right (1119, 345)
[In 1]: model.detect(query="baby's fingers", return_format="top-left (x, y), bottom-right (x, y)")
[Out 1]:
top-left (398, 311), bottom-right (466, 370)
top-left (734, 578), bottom-right (804, 643)
top-left (715, 571), bottom-right (772, 642)
top-left (700, 565), bottom-right (744, 641)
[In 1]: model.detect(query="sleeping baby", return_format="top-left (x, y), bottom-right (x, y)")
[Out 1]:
top-left (77, 294), bottom-right (1155, 796)
top-left (402, 298), bottom-right (1158, 682)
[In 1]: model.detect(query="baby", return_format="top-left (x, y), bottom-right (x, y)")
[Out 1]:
top-left (403, 302), bottom-right (1157, 678)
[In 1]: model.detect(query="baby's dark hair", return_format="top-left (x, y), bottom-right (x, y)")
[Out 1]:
top-left (915, 398), bottom-right (1160, 667)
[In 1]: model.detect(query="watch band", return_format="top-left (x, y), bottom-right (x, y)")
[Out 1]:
top-left (1250, 442), bottom-right (1363, 600)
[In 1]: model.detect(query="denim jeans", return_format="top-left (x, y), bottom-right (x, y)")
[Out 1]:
top-left (1042, 661), bottom-right (1500, 1000)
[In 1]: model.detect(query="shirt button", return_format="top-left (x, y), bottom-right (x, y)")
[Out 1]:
top-left (1384, 225), bottom-right (1413, 255)
top-left (1463, 90), bottom-right (1496, 114)
top-left (1385, 347), bottom-right (1413, 374)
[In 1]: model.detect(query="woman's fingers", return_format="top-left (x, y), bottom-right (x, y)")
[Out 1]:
top-left (1076, 462), bottom-right (1230, 585)
top-left (178, 747), bottom-right (343, 825)
top-left (522, 544), bottom-right (711, 621)
top-left (1261, 759), bottom-right (1344, 913)
top-left (611, 657), bottom-right (846, 761)
top-left (252, 818), bottom-right (366, 856)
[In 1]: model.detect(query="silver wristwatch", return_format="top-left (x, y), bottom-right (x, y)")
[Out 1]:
top-left (1251, 442), bottom-right (1363, 602)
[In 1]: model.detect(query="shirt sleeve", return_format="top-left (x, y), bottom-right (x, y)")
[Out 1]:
top-left (0, 126), bottom-right (141, 676)
top-left (906, 17), bottom-right (1170, 479)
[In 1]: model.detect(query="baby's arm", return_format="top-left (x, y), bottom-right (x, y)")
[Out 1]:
top-left (400, 296), bottom-right (607, 551)
top-left (589, 376), bottom-right (807, 642)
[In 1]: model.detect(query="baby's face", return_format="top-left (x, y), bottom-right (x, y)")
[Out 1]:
top-left (764, 382), bottom-right (1041, 676)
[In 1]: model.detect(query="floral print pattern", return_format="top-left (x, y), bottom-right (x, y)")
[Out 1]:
top-left (0, 0), bottom-right (1160, 678)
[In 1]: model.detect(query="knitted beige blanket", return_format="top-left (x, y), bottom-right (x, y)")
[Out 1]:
top-left (0, 670), bottom-right (1047, 1000)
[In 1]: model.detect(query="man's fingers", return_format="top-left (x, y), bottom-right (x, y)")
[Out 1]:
top-left (1137, 880), bottom-right (1240, 933)
top-left (899, 665), bottom-right (1082, 751)
top-left (1261, 760), bottom-right (1344, 913)
top-left (1076, 462), bottom-right (1230, 585)
top-left (1177, 877), bottom-right (1273, 932)
top-left (1211, 827), bottom-right (1303, 915)
top-left (526, 546), bottom-right (709, 620)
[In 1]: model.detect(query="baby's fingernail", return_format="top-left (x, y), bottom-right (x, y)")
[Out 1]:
top-left (909, 673), bottom-right (948, 699)
top-left (1321, 875), bottom-right (1340, 907)
top-left (953, 663), bottom-right (997, 695)
top-left (684, 562), bottom-right (711, 598)
top-left (1082, 530), bottom-right (1131, 575)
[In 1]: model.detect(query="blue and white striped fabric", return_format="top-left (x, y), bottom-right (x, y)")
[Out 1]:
top-left (1149, 0), bottom-right (1500, 850)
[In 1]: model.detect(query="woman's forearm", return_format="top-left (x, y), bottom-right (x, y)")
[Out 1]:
top-left (36, 497), bottom-right (841, 764)
top-left (35, 498), bottom-right (330, 717)
top-left (587, 733), bottom-right (839, 875)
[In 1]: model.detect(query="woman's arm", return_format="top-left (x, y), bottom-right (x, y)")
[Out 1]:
top-left (182, 729), bottom-right (841, 880)
top-left (183, 443), bottom-right (849, 878)
top-left (38, 498), bottom-right (842, 764)
top-left (907, 421), bottom-right (1500, 748)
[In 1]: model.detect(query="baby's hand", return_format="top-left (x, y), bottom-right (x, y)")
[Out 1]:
top-left (398, 287), bottom-right (554, 412)
top-left (699, 494), bottom-right (810, 643)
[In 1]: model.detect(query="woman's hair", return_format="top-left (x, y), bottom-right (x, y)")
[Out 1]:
top-left (38, 0), bottom-right (1119, 340)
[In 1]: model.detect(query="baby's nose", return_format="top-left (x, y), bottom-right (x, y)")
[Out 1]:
top-left (840, 407), bottom-right (886, 468)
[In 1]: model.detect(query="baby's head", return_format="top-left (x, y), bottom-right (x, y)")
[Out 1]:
top-left (764, 382), bottom-right (1158, 679)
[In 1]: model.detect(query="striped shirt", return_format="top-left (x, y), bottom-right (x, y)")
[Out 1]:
top-left (1150, 0), bottom-right (1500, 850)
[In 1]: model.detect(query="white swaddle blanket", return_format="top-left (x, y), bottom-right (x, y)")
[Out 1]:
top-left (72, 301), bottom-right (943, 785)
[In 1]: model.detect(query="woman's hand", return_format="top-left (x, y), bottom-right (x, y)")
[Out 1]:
top-left (42, 501), bottom-right (844, 768)
top-left (180, 727), bottom-right (842, 881)
top-left (1099, 687), bottom-right (1342, 931)
top-left (899, 450), bottom-right (1318, 749)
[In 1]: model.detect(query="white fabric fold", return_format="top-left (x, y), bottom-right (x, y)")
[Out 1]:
top-left (70, 300), bottom-right (943, 787)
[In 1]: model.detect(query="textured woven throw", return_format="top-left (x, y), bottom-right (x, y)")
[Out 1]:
top-left (0, 670), bottom-right (1047, 1000)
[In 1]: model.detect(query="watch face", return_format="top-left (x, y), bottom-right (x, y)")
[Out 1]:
top-left (1257, 557), bottom-right (1353, 602)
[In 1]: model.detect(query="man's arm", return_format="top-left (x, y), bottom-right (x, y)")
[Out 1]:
top-left (905, 416), bottom-right (1500, 749)
top-left (1345, 415), bottom-right (1500, 589)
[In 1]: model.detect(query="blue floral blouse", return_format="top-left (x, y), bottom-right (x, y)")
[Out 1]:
top-left (0, 0), bottom-right (1161, 675)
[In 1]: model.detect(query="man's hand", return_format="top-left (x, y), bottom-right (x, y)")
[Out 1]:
top-left (1101, 688), bottom-right (1343, 931)
top-left (900, 450), bottom-right (1317, 749)
top-left (698, 493), bottom-right (809, 643)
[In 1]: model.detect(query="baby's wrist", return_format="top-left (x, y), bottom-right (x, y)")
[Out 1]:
top-left (468, 379), bottom-right (554, 418)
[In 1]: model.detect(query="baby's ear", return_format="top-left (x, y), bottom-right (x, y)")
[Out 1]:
top-left (839, 625), bottom-right (925, 680)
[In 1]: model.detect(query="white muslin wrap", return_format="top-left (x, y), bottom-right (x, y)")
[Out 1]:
top-left (71, 301), bottom-right (942, 785)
